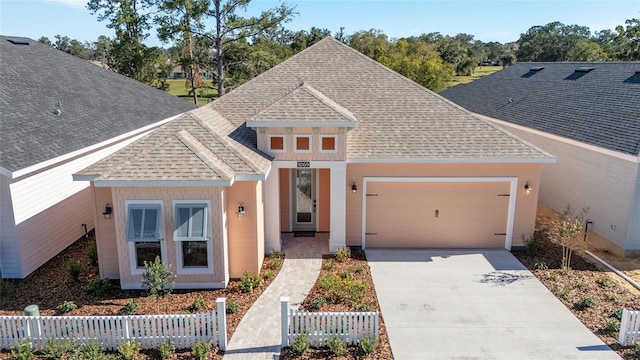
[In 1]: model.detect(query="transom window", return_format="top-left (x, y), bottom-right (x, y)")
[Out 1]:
top-left (126, 203), bottom-right (163, 272)
top-left (268, 135), bottom-right (285, 152)
top-left (294, 135), bottom-right (312, 153)
top-left (320, 135), bottom-right (337, 152)
top-left (174, 202), bottom-right (212, 273)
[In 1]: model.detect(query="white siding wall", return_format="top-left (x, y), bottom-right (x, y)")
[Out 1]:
top-left (494, 122), bottom-right (637, 252)
top-left (627, 164), bottom-right (640, 253)
top-left (0, 175), bottom-right (20, 278)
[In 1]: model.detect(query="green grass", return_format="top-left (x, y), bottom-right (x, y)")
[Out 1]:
top-left (443, 65), bottom-right (502, 90)
top-left (165, 79), bottom-right (218, 106)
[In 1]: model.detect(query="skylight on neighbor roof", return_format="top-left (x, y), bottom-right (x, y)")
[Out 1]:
top-left (575, 67), bottom-right (595, 73)
top-left (529, 66), bottom-right (545, 71)
top-left (7, 39), bottom-right (29, 45)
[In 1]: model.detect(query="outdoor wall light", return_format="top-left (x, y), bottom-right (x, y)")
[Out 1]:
top-left (524, 182), bottom-right (533, 194)
top-left (237, 203), bottom-right (246, 219)
top-left (103, 203), bottom-right (113, 220)
top-left (351, 182), bottom-right (358, 194)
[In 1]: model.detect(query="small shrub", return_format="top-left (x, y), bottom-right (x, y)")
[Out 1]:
top-left (546, 272), bottom-right (557, 281)
top-left (310, 297), bottom-right (326, 310)
top-left (635, 340), bottom-right (640, 355)
top-left (340, 270), bottom-right (351, 280)
top-left (319, 274), bottom-right (340, 290)
top-left (88, 240), bottom-right (99, 266)
top-left (269, 258), bottom-right (282, 270)
top-left (192, 340), bottom-right (211, 360)
top-left (263, 270), bottom-right (275, 281)
top-left (335, 247), bottom-right (350, 262)
top-left (611, 308), bottom-right (624, 320)
top-left (574, 296), bottom-right (595, 310)
top-left (351, 248), bottom-right (365, 259)
top-left (79, 339), bottom-right (103, 360)
top-left (559, 289), bottom-right (570, 299)
top-left (117, 340), bottom-right (140, 360)
top-left (359, 334), bottom-right (378, 355)
top-left (44, 338), bottom-right (71, 360)
top-left (188, 295), bottom-right (207, 313)
top-left (268, 249), bottom-right (281, 260)
top-left (56, 300), bottom-right (78, 314)
top-left (525, 234), bottom-right (538, 256)
top-left (142, 257), bottom-right (175, 311)
top-left (358, 303), bottom-right (373, 312)
top-left (576, 280), bottom-right (587, 289)
top-left (607, 293), bottom-right (619, 303)
top-left (226, 298), bottom-right (240, 314)
top-left (85, 277), bottom-right (112, 296)
top-left (325, 259), bottom-right (335, 271)
top-left (291, 333), bottom-right (309, 355)
top-left (327, 334), bottom-right (346, 355)
top-left (239, 271), bottom-right (261, 293)
top-left (533, 262), bottom-right (548, 270)
top-left (118, 299), bottom-right (140, 315)
top-left (67, 260), bottom-right (82, 282)
top-left (158, 340), bottom-right (174, 360)
top-left (605, 318), bottom-right (620, 332)
top-left (597, 275), bottom-right (610, 286)
top-left (11, 340), bottom-right (34, 360)
top-left (354, 265), bottom-right (364, 274)
top-left (0, 278), bottom-right (14, 298)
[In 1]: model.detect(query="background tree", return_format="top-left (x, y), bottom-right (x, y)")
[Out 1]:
top-left (516, 22), bottom-right (592, 61)
top-left (88, 0), bottom-right (164, 85)
top-left (571, 39), bottom-right (607, 61)
top-left (615, 18), bottom-right (640, 60)
top-left (347, 29), bottom-right (390, 60)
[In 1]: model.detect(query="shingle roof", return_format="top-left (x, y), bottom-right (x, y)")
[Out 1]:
top-left (0, 36), bottom-right (196, 173)
top-left (210, 37), bottom-right (551, 161)
top-left (440, 62), bottom-right (640, 156)
top-left (78, 38), bottom-right (553, 184)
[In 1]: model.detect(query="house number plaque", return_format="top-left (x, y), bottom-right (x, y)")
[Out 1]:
top-left (297, 161), bottom-right (310, 168)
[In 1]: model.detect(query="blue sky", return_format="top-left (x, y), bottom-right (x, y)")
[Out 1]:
top-left (1, 0), bottom-right (638, 46)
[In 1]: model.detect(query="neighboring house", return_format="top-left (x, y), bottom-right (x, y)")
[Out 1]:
top-left (441, 62), bottom-right (640, 256)
top-left (0, 36), bottom-right (196, 279)
top-left (74, 38), bottom-right (554, 290)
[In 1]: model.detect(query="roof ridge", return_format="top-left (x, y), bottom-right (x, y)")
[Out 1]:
top-left (175, 129), bottom-right (234, 180)
top-left (99, 132), bottom-right (174, 179)
top-left (299, 83), bottom-right (357, 121)
top-left (189, 112), bottom-right (267, 174)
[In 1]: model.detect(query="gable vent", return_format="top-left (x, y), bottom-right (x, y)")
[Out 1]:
top-left (575, 67), bottom-right (594, 73)
top-left (529, 66), bottom-right (544, 71)
top-left (7, 39), bottom-right (29, 45)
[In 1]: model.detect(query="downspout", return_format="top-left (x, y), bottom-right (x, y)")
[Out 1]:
top-left (583, 220), bottom-right (593, 242)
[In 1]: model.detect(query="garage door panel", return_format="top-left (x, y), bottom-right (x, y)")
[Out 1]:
top-left (365, 181), bottom-right (510, 248)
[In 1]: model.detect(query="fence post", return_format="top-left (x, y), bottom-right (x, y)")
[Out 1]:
top-left (24, 305), bottom-right (42, 348)
top-left (618, 309), bottom-right (629, 345)
top-left (281, 297), bottom-right (289, 347)
top-left (216, 298), bottom-right (227, 351)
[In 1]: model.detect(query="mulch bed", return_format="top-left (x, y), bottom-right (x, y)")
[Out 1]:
top-left (280, 250), bottom-right (394, 359)
top-left (0, 232), bottom-right (284, 360)
top-left (513, 225), bottom-right (640, 360)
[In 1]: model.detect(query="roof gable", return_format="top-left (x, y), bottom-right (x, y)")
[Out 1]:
top-left (0, 36), bottom-right (196, 173)
top-left (440, 62), bottom-right (640, 156)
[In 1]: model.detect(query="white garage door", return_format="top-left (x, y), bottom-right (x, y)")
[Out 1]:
top-left (364, 181), bottom-right (512, 248)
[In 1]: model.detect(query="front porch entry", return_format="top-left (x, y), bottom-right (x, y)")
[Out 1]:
top-left (264, 161), bottom-right (347, 253)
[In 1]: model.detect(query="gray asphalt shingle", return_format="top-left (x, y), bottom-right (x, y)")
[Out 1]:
top-left (0, 36), bottom-right (196, 172)
top-left (440, 62), bottom-right (640, 156)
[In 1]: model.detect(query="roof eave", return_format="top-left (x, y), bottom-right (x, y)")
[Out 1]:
top-left (246, 120), bottom-right (357, 128)
top-left (347, 157), bottom-right (556, 164)
top-left (93, 179), bottom-right (234, 187)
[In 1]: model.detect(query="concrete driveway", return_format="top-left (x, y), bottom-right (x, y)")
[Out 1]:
top-left (367, 249), bottom-right (621, 360)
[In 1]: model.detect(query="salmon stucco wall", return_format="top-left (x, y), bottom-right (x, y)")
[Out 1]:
top-left (92, 185), bottom-right (119, 279)
top-left (227, 181), bottom-right (265, 279)
top-left (111, 187), bottom-right (227, 288)
top-left (345, 163), bottom-right (542, 248)
top-left (318, 169), bottom-right (331, 232)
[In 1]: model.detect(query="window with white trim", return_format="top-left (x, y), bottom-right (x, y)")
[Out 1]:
top-left (294, 135), bottom-right (312, 153)
top-left (320, 135), bottom-right (338, 153)
top-left (126, 203), bottom-right (162, 272)
top-left (268, 135), bottom-right (285, 153)
top-left (174, 202), bottom-right (212, 273)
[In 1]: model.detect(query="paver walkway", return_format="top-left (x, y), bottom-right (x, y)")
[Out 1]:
top-left (222, 234), bottom-right (327, 360)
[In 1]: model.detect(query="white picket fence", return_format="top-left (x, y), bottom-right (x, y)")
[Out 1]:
top-left (0, 298), bottom-right (227, 351)
top-left (618, 309), bottom-right (640, 346)
top-left (280, 297), bottom-right (378, 347)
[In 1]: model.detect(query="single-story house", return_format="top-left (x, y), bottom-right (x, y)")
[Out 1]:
top-left (0, 36), bottom-right (196, 279)
top-left (441, 62), bottom-right (640, 256)
top-left (74, 38), bottom-right (554, 289)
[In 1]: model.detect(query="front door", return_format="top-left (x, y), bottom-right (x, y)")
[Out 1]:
top-left (292, 169), bottom-right (316, 231)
